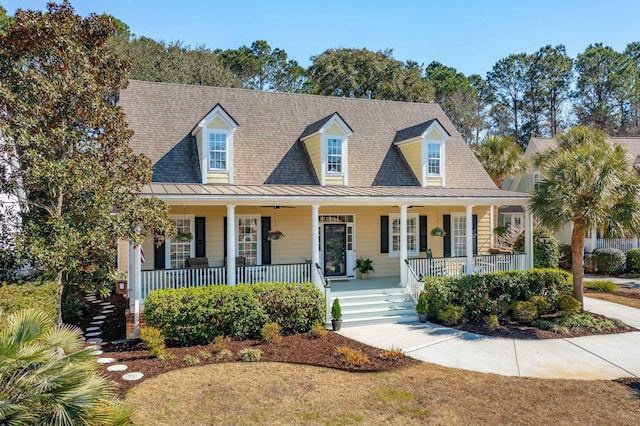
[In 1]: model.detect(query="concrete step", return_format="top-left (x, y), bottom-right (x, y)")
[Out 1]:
top-left (332, 287), bottom-right (416, 324)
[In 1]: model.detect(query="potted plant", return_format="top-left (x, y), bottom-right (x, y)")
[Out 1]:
top-left (331, 298), bottom-right (342, 331)
top-left (416, 291), bottom-right (429, 323)
top-left (430, 227), bottom-right (446, 237)
top-left (353, 257), bottom-right (374, 279)
top-left (493, 226), bottom-right (509, 237)
top-left (174, 231), bottom-right (193, 242)
top-left (267, 230), bottom-right (284, 241)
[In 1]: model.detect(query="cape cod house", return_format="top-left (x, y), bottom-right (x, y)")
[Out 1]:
top-left (119, 80), bottom-right (532, 328)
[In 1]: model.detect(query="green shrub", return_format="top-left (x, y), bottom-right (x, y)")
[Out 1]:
top-left (591, 247), bottom-right (625, 274)
top-left (511, 301), bottom-right (538, 322)
top-left (184, 354), bottom-right (200, 365)
top-left (627, 248), bottom-right (640, 273)
top-left (261, 322), bottom-right (282, 344)
top-left (197, 349), bottom-right (212, 359)
top-left (139, 326), bottom-right (168, 358)
top-left (331, 298), bottom-right (342, 321)
top-left (61, 286), bottom-right (88, 325)
top-left (0, 280), bottom-right (57, 323)
top-left (515, 227), bottom-right (559, 268)
top-left (484, 315), bottom-right (500, 330)
top-left (238, 348), bottom-right (262, 362)
top-left (422, 276), bottom-right (455, 320)
top-left (438, 304), bottom-right (464, 326)
top-left (557, 294), bottom-right (582, 316)
top-left (210, 335), bottom-right (231, 353)
top-left (584, 280), bottom-right (616, 293)
top-left (558, 244), bottom-right (572, 270)
top-left (144, 282), bottom-right (324, 346)
top-left (416, 291), bottom-right (428, 314)
top-left (216, 349), bottom-right (233, 362)
top-left (530, 295), bottom-right (552, 315)
top-left (310, 321), bottom-right (328, 339)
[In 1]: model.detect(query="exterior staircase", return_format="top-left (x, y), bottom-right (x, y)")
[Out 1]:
top-left (331, 286), bottom-right (417, 326)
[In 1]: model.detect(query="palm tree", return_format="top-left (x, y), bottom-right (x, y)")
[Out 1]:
top-left (0, 309), bottom-right (132, 425)
top-left (531, 126), bottom-right (640, 304)
top-left (472, 135), bottom-right (527, 188)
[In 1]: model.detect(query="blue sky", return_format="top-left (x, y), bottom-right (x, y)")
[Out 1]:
top-left (3, 1), bottom-right (639, 77)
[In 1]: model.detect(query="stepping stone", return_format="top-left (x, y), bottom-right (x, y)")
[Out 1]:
top-left (100, 302), bottom-right (113, 306)
top-left (89, 350), bottom-right (103, 356)
top-left (90, 321), bottom-right (104, 325)
top-left (93, 315), bottom-right (106, 320)
top-left (96, 357), bottom-right (116, 364)
top-left (102, 310), bottom-right (114, 314)
top-left (92, 300), bottom-right (102, 304)
top-left (85, 332), bottom-right (102, 337)
top-left (85, 345), bottom-right (100, 351)
top-left (86, 326), bottom-right (101, 331)
top-left (107, 364), bottom-right (128, 372)
top-left (84, 297), bottom-right (96, 301)
top-left (86, 338), bottom-right (103, 344)
top-left (122, 372), bottom-right (144, 381)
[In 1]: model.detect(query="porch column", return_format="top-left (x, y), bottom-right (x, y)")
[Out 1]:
top-left (589, 226), bottom-right (597, 252)
top-left (525, 205), bottom-right (534, 269)
top-left (400, 204), bottom-right (408, 285)
top-left (226, 205), bottom-right (236, 286)
top-left (489, 205), bottom-right (495, 249)
top-left (130, 233), bottom-right (142, 338)
top-left (466, 205), bottom-right (474, 275)
top-left (311, 205), bottom-right (320, 287)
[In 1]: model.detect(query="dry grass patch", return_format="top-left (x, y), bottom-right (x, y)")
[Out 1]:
top-left (587, 292), bottom-right (640, 309)
top-left (126, 362), bottom-right (640, 425)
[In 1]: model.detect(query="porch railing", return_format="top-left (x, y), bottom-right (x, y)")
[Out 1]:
top-left (407, 253), bottom-right (528, 279)
top-left (139, 262), bottom-right (313, 302)
top-left (404, 259), bottom-right (423, 302)
top-left (593, 237), bottom-right (640, 253)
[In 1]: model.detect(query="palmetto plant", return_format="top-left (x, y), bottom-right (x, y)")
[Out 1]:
top-left (0, 309), bottom-right (132, 425)
top-left (531, 126), bottom-right (640, 304)
top-left (472, 135), bottom-right (527, 188)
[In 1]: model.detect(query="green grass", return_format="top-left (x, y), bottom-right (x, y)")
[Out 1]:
top-left (584, 280), bottom-right (617, 293)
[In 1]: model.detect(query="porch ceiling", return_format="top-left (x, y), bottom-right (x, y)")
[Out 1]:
top-left (141, 183), bottom-right (529, 207)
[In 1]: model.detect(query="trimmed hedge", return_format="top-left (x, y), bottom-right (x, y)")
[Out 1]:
top-left (423, 269), bottom-right (572, 323)
top-left (514, 227), bottom-right (559, 269)
top-left (626, 248), bottom-right (640, 273)
top-left (144, 282), bottom-right (324, 346)
top-left (0, 280), bottom-right (57, 323)
top-left (591, 247), bottom-right (625, 274)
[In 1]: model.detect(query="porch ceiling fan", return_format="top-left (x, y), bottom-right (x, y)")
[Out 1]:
top-left (260, 205), bottom-right (296, 209)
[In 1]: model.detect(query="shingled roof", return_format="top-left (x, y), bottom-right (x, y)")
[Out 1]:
top-left (120, 80), bottom-right (497, 189)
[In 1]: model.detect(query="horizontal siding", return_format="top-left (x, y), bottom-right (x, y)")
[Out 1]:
top-left (425, 176), bottom-right (442, 187)
top-left (207, 172), bottom-right (229, 184)
top-left (398, 142), bottom-right (422, 186)
top-left (304, 135), bottom-right (321, 182)
top-left (325, 174), bottom-right (344, 186)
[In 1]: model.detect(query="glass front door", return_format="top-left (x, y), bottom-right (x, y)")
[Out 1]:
top-left (324, 224), bottom-right (346, 276)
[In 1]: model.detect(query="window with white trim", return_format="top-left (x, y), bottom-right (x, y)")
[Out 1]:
top-left (427, 142), bottom-right (442, 175)
top-left (389, 214), bottom-right (418, 256)
top-left (167, 217), bottom-right (194, 269)
top-left (452, 214), bottom-right (467, 257)
top-left (327, 138), bottom-right (343, 173)
top-left (209, 132), bottom-right (228, 170)
top-left (237, 216), bottom-right (260, 265)
top-left (532, 172), bottom-right (540, 192)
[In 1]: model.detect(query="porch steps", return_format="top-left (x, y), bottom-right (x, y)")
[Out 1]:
top-left (332, 287), bottom-right (417, 325)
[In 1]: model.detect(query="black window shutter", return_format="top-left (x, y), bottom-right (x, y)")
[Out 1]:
top-left (223, 217), bottom-right (227, 258)
top-left (261, 216), bottom-right (271, 265)
top-left (443, 215), bottom-right (451, 257)
top-left (380, 216), bottom-right (389, 253)
top-left (154, 237), bottom-right (166, 269)
top-left (195, 217), bottom-right (206, 257)
top-left (419, 215), bottom-right (428, 252)
top-left (473, 214), bottom-right (478, 256)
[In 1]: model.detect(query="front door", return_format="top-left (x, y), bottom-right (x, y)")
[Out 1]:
top-left (324, 224), bottom-right (346, 276)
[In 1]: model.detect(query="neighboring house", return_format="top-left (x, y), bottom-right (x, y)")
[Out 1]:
top-left (502, 137), bottom-right (640, 252)
top-left (119, 80), bottom-right (532, 328)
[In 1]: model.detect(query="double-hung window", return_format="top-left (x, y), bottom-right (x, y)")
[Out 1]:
top-left (327, 138), bottom-right (343, 173)
top-left (167, 217), bottom-right (194, 269)
top-left (452, 214), bottom-right (467, 257)
top-left (390, 214), bottom-right (418, 256)
top-left (237, 216), bottom-right (260, 265)
top-left (209, 132), bottom-right (227, 170)
top-left (427, 143), bottom-right (442, 175)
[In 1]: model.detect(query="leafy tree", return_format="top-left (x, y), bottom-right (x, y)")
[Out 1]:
top-left (472, 136), bottom-right (527, 188)
top-left (0, 5), bottom-right (12, 34)
top-left (308, 47), bottom-right (433, 101)
top-left (0, 309), bottom-right (132, 425)
top-left (623, 42), bottom-right (640, 135)
top-left (218, 40), bottom-right (307, 92)
top-left (531, 126), bottom-right (640, 304)
top-left (573, 43), bottom-right (638, 135)
top-left (0, 2), bottom-right (173, 323)
top-left (487, 53), bottom-right (530, 146)
top-left (109, 36), bottom-right (241, 87)
top-left (101, 13), bottom-right (130, 40)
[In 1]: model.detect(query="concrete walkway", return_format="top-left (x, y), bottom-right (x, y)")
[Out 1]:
top-left (338, 296), bottom-right (640, 380)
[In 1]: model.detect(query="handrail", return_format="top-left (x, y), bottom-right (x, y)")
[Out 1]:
top-left (315, 263), bottom-right (330, 288)
top-left (404, 259), bottom-right (424, 303)
top-left (404, 258), bottom-right (423, 282)
top-left (315, 262), bottom-right (332, 324)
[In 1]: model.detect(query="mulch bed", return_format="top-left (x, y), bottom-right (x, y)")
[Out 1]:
top-left (78, 289), bottom-right (640, 399)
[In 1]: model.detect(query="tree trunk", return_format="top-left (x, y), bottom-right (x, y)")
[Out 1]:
top-left (56, 270), bottom-right (64, 326)
top-left (571, 219), bottom-right (586, 307)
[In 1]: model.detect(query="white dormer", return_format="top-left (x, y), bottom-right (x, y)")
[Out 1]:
top-left (393, 119), bottom-right (450, 187)
top-left (191, 104), bottom-right (238, 184)
top-left (300, 112), bottom-right (353, 186)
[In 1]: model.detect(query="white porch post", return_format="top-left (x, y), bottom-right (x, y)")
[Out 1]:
top-left (525, 205), bottom-right (534, 269)
top-left (400, 205), bottom-right (408, 285)
top-left (466, 205), bottom-right (474, 275)
top-left (589, 226), bottom-right (597, 252)
top-left (130, 233), bottom-right (142, 338)
top-left (311, 205), bottom-right (320, 287)
top-left (489, 205), bottom-right (495, 249)
top-left (226, 205), bottom-right (236, 286)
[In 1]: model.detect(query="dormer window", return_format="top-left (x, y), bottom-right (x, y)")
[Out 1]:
top-left (300, 112), bottom-right (353, 186)
top-left (393, 119), bottom-right (450, 187)
top-left (191, 103), bottom-right (238, 184)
